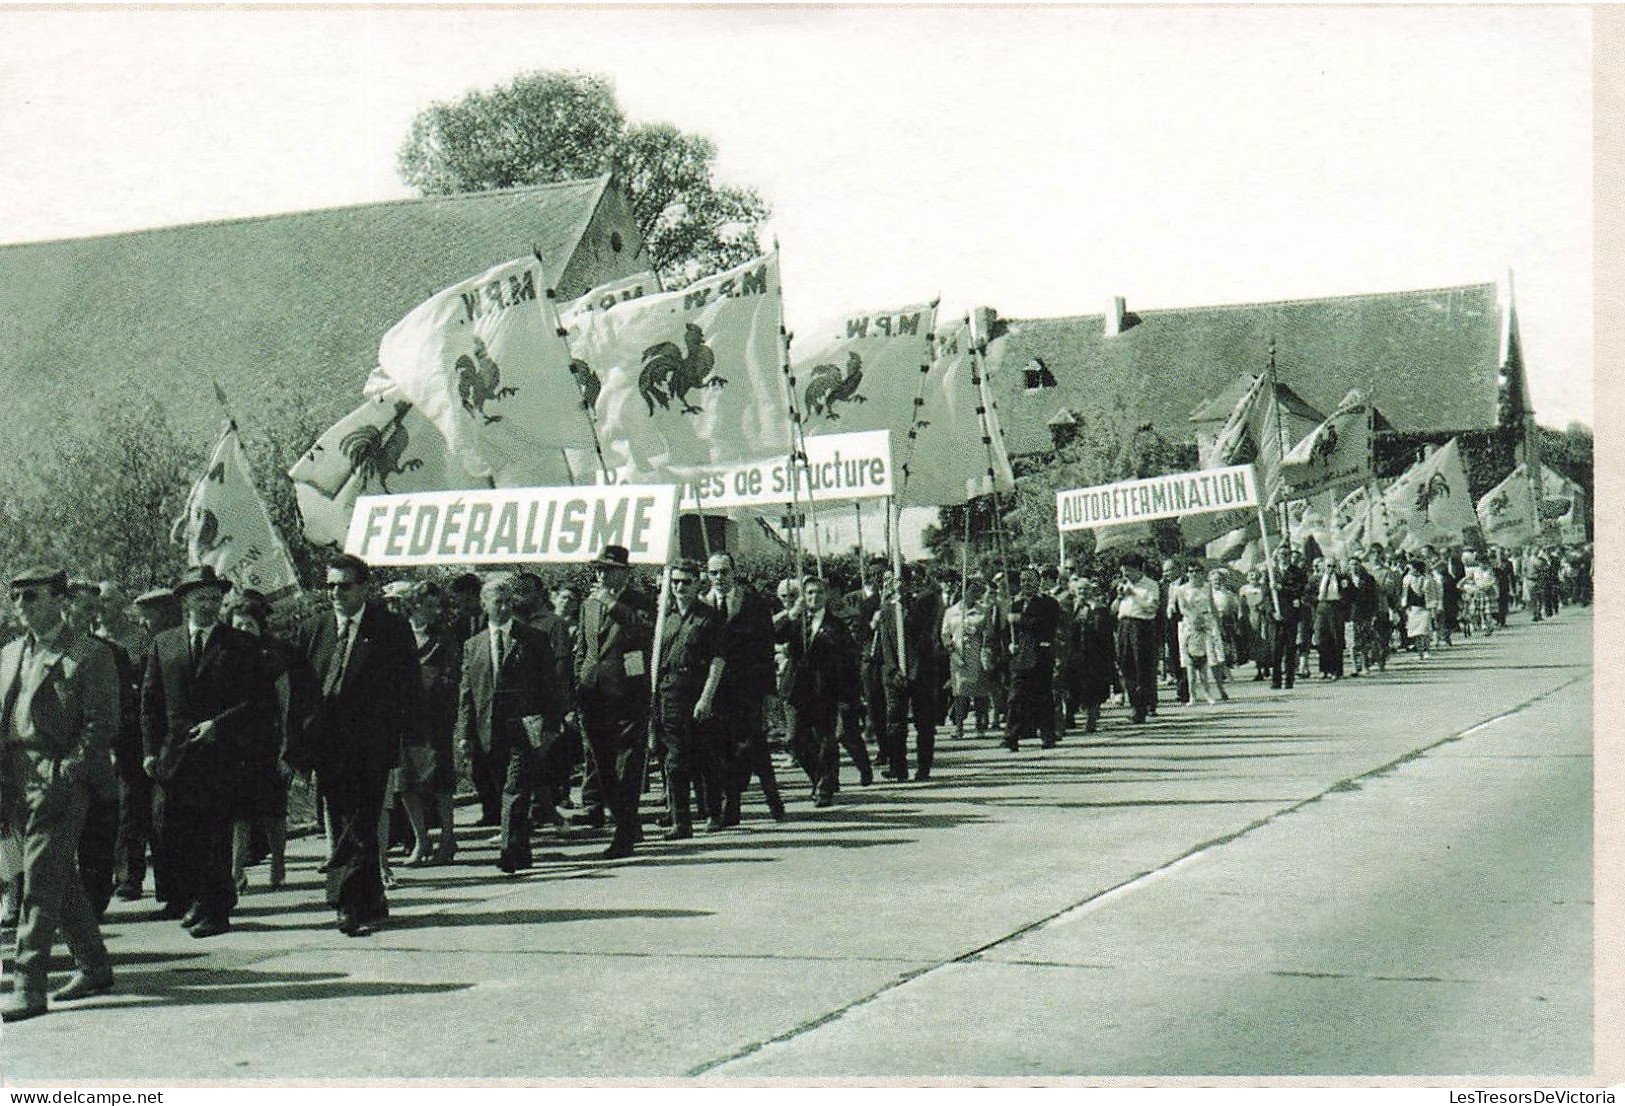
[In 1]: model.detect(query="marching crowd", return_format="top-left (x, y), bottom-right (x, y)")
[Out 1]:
top-left (0, 536), bottom-right (1592, 1021)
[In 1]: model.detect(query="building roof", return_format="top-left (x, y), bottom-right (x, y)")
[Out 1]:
top-left (986, 282), bottom-right (1504, 456)
top-left (0, 176), bottom-right (622, 467)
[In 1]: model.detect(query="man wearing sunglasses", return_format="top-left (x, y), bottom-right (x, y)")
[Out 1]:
top-left (287, 554), bottom-right (420, 937)
top-left (0, 566), bottom-right (120, 1021)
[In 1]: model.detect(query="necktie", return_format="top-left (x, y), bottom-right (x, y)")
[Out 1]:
top-left (494, 628), bottom-right (506, 667)
top-left (192, 629), bottom-right (206, 670)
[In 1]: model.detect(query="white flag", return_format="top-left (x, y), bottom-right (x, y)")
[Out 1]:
top-left (1279, 390), bottom-right (1375, 500)
top-left (1476, 464), bottom-right (1539, 549)
top-left (289, 384), bottom-right (486, 548)
top-left (568, 253), bottom-right (787, 484)
top-left (1380, 438), bottom-right (1479, 550)
top-left (368, 257), bottom-right (596, 480)
top-left (896, 316), bottom-right (1015, 506)
top-left (178, 424), bottom-right (299, 597)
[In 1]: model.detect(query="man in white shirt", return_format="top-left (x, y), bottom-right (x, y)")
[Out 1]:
top-left (1114, 554), bottom-right (1161, 724)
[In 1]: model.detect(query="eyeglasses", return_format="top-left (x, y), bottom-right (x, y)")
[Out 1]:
top-left (9, 587), bottom-right (46, 604)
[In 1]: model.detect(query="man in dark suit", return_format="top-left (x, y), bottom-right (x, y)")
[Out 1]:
top-left (1003, 566), bottom-right (1062, 752)
top-left (455, 573), bottom-right (558, 873)
top-left (777, 575), bottom-right (859, 808)
top-left (871, 565), bottom-right (947, 778)
top-left (287, 554), bottom-right (420, 936)
top-left (705, 552), bottom-right (784, 824)
top-left (574, 545), bottom-right (655, 860)
top-left (840, 557), bottom-right (886, 757)
top-left (1268, 547), bottom-right (1308, 690)
top-left (0, 567), bottom-right (119, 1021)
top-left (140, 565), bottom-right (268, 938)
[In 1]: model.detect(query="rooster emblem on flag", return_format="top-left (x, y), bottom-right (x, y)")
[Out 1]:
top-left (1414, 473), bottom-right (1451, 514)
top-left (342, 400), bottom-right (424, 493)
top-left (456, 337), bottom-right (517, 425)
top-left (804, 352), bottom-right (868, 420)
top-left (639, 323), bottom-right (727, 416)
top-left (1308, 423), bottom-right (1339, 466)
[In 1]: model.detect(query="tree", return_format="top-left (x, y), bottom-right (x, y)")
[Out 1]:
top-left (398, 70), bottom-right (769, 287)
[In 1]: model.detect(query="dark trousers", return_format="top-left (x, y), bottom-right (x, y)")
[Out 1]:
top-left (494, 738), bottom-right (535, 866)
top-left (1006, 661), bottom-right (1055, 748)
top-left (656, 692), bottom-right (719, 831)
top-left (77, 792), bottom-right (119, 920)
top-left (787, 705), bottom-right (839, 802)
top-left (1314, 603), bottom-right (1344, 676)
top-left (837, 703), bottom-right (873, 787)
top-left (114, 770), bottom-right (154, 895)
top-left (579, 692), bottom-right (648, 848)
top-left (719, 697), bottom-right (784, 818)
top-left (468, 742), bottom-right (502, 826)
top-left (1162, 618), bottom-right (1189, 704)
top-left (1115, 618), bottom-right (1158, 722)
top-left (320, 767), bottom-right (389, 919)
top-left (153, 787), bottom-right (236, 920)
top-left (862, 662), bottom-right (886, 751)
top-left (10, 767), bottom-right (110, 1002)
top-left (1271, 616), bottom-right (1299, 688)
top-left (878, 676), bottom-right (911, 778)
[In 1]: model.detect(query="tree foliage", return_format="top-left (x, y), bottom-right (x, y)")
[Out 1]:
top-left (398, 70), bottom-right (769, 288)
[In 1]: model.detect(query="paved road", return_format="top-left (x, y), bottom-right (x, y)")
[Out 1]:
top-left (0, 611), bottom-right (1593, 1082)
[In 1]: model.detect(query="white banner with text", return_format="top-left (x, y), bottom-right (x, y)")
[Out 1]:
top-left (1057, 464), bottom-right (1260, 533)
top-left (345, 484), bottom-right (679, 566)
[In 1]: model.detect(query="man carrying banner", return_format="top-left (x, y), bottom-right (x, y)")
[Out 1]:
top-left (651, 560), bottom-right (725, 839)
top-left (574, 545), bottom-right (654, 859)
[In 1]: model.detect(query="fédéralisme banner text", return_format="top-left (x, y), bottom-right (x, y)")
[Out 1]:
top-left (1056, 464), bottom-right (1260, 533)
top-left (346, 484), bottom-right (679, 566)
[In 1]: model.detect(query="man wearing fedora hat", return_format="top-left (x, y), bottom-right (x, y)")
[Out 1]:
top-left (0, 566), bottom-right (119, 1020)
top-left (140, 565), bottom-right (270, 939)
top-left (574, 544), bottom-right (655, 859)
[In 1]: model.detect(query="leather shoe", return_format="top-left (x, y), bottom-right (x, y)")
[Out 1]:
top-left (812, 794), bottom-right (833, 808)
top-left (704, 816), bottom-right (724, 833)
top-left (569, 811), bottom-right (605, 829)
top-left (189, 917), bottom-right (231, 939)
top-left (663, 826), bottom-right (693, 841)
top-left (769, 808), bottom-right (788, 822)
top-left (113, 884), bottom-right (143, 902)
top-left (51, 970), bottom-right (114, 1002)
top-left (600, 839), bottom-right (634, 860)
top-left (180, 903), bottom-right (205, 928)
top-left (154, 901), bottom-right (188, 921)
top-left (496, 853), bottom-right (532, 874)
top-left (336, 913), bottom-right (374, 937)
top-left (0, 996), bottom-right (47, 1022)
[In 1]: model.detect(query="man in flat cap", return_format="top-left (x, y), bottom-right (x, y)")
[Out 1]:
top-left (574, 545), bottom-right (654, 859)
top-left (140, 565), bottom-right (270, 939)
top-left (113, 588), bottom-right (179, 904)
top-left (0, 567), bottom-right (119, 1020)
top-left (651, 559), bottom-right (725, 839)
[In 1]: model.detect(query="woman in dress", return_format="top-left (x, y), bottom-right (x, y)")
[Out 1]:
top-left (1172, 562), bottom-right (1225, 705)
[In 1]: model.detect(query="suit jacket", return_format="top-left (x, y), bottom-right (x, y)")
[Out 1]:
top-left (776, 610), bottom-right (857, 727)
top-left (455, 621), bottom-right (557, 755)
top-left (140, 622), bottom-right (268, 803)
top-left (708, 586), bottom-right (775, 701)
top-left (0, 622), bottom-right (120, 825)
top-left (286, 601), bottom-right (420, 787)
top-left (573, 584), bottom-right (655, 706)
